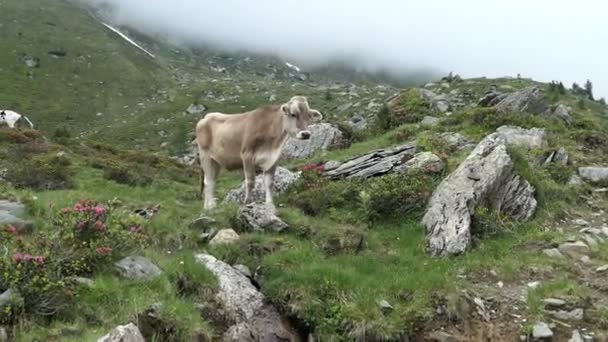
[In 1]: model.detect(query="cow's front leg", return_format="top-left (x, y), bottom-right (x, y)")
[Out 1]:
top-left (263, 166), bottom-right (277, 206)
top-left (242, 157), bottom-right (256, 204)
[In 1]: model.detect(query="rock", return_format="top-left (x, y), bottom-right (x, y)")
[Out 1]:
top-left (532, 322), bottom-right (553, 339)
top-left (543, 298), bottom-right (566, 309)
top-left (236, 203), bottom-right (288, 232)
top-left (186, 103), bottom-right (207, 114)
top-left (337, 102), bottom-right (353, 113)
top-left (233, 264), bottom-right (252, 278)
top-left (528, 281), bottom-right (542, 289)
top-left (224, 166), bottom-right (300, 204)
top-left (195, 253), bottom-right (297, 341)
top-left (547, 308), bottom-right (584, 321)
top-left (543, 248), bottom-right (564, 258)
top-left (494, 126), bottom-right (547, 149)
top-left (578, 167), bottom-right (608, 183)
top-left (0, 289), bottom-right (23, 312)
top-left (550, 104), bottom-right (573, 125)
top-left (544, 147), bottom-right (569, 166)
top-left (323, 160), bottom-right (342, 171)
top-left (428, 331), bottom-right (458, 342)
top-left (421, 116), bottom-right (440, 126)
top-left (209, 229), bottom-right (240, 245)
top-left (495, 86), bottom-right (547, 114)
top-left (580, 255), bottom-right (591, 264)
top-left (347, 114), bottom-right (368, 131)
top-left (581, 234), bottom-right (598, 248)
top-left (0, 327), bottom-right (7, 342)
top-left (603, 227), bottom-right (608, 238)
top-left (115, 256), bottom-right (162, 281)
top-left (0, 200), bottom-right (26, 219)
top-left (569, 330), bottom-right (584, 342)
top-left (396, 152), bottom-right (444, 174)
top-left (189, 216), bottom-right (216, 230)
top-left (198, 228), bottom-right (217, 243)
top-left (282, 123), bottom-right (343, 159)
top-left (438, 132), bottom-right (471, 151)
top-left (558, 241), bottom-right (590, 259)
top-left (420, 89), bottom-right (452, 113)
top-left (569, 174), bottom-right (584, 186)
top-left (68, 277), bottom-right (95, 287)
top-left (377, 299), bottom-right (393, 314)
top-left (21, 54), bottom-right (40, 68)
top-left (422, 128), bottom-right (538, 256)
top-left (478, 91), bottom-right (507, 107)
top-left (97, 323), bottom-right (145, 342)
top-left (574, 219), bottom-right (590, 226)
top-left (596, 264), bottom-right (608, 273)
top-left (324, 144), bottom-right (417, 180)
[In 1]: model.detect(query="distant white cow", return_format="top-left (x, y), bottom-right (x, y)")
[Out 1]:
top-left (0, 110), bottom-right (34, 129)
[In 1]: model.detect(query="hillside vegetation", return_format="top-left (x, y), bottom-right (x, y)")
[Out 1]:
top-left (1, 1), bottom-right (608, 342)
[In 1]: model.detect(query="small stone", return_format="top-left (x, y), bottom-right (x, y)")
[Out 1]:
top-left (595, 264), bottom-right (608, 273)
top-left (497, 281), bottom-right (504, 288)
top-left (421, 116), bottom-right (440, 126)
top-left (586, 228), bottom-right (602, 236)
top-left (532, 322), bottom-right (553, 339)
top-left (581, 256), bottom-right (592, 264)
top-left (547, 308), bottom-right (584, 321)
top-left (543, 298), bottom-right (566, 308)
top-left (602, 227), bottom-right (608, 238)
top-left (114, 256), bottom-right (162, 281)
top-left (209, 229), bottom-right (240, 246)
top-left (581, 234), bottom-right (598, 248)
top-left (377, 299), bottom-right (393, 314)
top-left (574, 219), bottom-right (590, 226)
top-left (558, 241), bottom-right (590, 258)
top-left (429, 331), bottom-right (458, 342)
top-left (528, 281), bottom-right (541, 289)
top-left (233, 264), bottom-right (252, 278)
top-left (569, 330), bottom-right (584, 342)
top-left (542, 248), bottom-right (564, 258)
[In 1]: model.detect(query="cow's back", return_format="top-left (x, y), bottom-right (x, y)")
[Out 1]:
top-left (196, 112), bottom-right (250, 170)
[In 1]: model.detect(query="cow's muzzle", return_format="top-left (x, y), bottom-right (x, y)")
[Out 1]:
top-left (296, 130), bottom-right (311, 140)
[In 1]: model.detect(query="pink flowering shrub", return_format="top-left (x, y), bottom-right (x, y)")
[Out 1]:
top-left (0, 199), bottom-right (149, 323)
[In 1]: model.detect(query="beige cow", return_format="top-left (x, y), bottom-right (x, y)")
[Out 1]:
top-left (195, 96), bottom-right (323, 210)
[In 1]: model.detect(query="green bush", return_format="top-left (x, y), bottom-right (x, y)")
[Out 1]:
top-left (389, 89), bottom-right (432, 127)
top-left (0, 199), bottom-right (148, 323)
top-left (6, 154), bottom-right (74, 190)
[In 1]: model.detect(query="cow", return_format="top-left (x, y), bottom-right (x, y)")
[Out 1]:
top-left (0, 110), bottom-right (34, 129)
top-left (195, 95), bottom-right (323, 210)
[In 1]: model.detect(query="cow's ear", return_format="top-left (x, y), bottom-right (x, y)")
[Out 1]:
top-left (311, 109), bottom-right (323, 122)
top-left (281, 104), bottom-right (289, 115)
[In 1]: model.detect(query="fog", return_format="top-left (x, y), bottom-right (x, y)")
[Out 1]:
top-left (86, 0), bottom-right (607, 98)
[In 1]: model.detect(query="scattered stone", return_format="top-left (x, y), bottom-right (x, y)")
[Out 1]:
top-left (547, 308), bottom-right (584, 321)
top-left (581, 235), bottom-right (598, 248)
top-left (224, 167), bottom-right (300, 204)
top-left (581, 255), bottom-right (592, 264)
top-left (324, 144), bottom-right (417, 180)
top-left (420, 89), bottom-right (452, 113)
top-left (495, 86), bottom-right (547, 114)
top-left (195, 253), bottom-right (297, 341)
top-left (189, 216), bottom-right (216, 230)
top-left (550, 104), bottom-right (573, 125)
top-left (602, 227), bottom-right (608, 238)
top-left (438, 132), bottom-right (471, 151)
top-left (569, 174), bottom-right (584, 186)
top-left (428, 331), bottom-right (458, 342)
top-left (236, 203), bottom-right (288, 232)
top-left (233, 264), bottom-right (252, 278)
top-left (282, 123), bottom-right (343, 159)
top-left (528, 281), bottom-right (541, 289)
top-left (578, 167), bottom-right (608, 183)
top-left (558, 241), bottom-right (590, 259)
top-left (423, 128), bottom-right (538, 256)
top-left (114, 256), bottom-right (162, 281)
top-left (543, 248), bottom-right (564, 258)
top-left (421, 116), bottom-right (440, 126)
top-left (97, 323), bottom-right (145, 342)
top-left (596, 264), bottom-right (608, 273)
top-left (209, 229), bottom-right (240, 246)
top-left (396, 151), bottom-right (444, 174)
top-left (186, 103), bottom-right (207, 114)
top-left (532, 322), bottom-right (553, 339)
top-left (574, 219), bottom-right (590, 226)
top-left (569, 330), bottom-right (584, 342)
top-left (377, 299), bottom-right (393, 314)
top-left (347, 114), bottom-right (368, 131)
top-left (544, 147), bottom-right (569, 166)
top-left (21, 54), bottom-right (40, 68)
top-left (543, 298), bottom-right (566, 309)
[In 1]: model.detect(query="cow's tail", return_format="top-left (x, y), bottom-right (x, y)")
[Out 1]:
top-left (22, 116), bottom-right (34, 129)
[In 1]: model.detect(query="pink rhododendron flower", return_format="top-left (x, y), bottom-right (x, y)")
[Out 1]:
top-left (94, 221), bottom-right (106, 231)
top-left (93, 205), bottom-right (106, 217)
top-left (95, 246), bottom-right (112, 254)
top-left (6, 225), bottom-right (17, 234)
top-left (76, 221), bottom-right (87, 230)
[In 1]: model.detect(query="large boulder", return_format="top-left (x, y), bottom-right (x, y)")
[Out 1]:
top-left (224, 167), bottom-right (300, 204)
top-left (97, 323), bottom-right (145, 342)
top-left (420, 89), bottom-right (452, 113)
top-left (494, 86), bottom-right (547, 114)
top-left (324, 144), bottom-right (417, 179)
top-left (195, 253), bottom-right (297, 341)
top-left (578, 167), bottom-right (608, 183)
top-left (422, 127), bottom-right (540, 257)
top-left (114, 256), bottom-right (162, 281)
top-left (236, 203), bottom-right (288, 232)
top-left (282, 123), bottom-right (343, 159)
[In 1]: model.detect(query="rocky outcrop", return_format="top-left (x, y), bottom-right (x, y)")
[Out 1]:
top-left (236, 204), bottom-right (288, 232)
top-left (282, 123), bottom-right (343, 159)
top-left (578, 167), bottom-right (608, 183)
top-left (494, 86), bottom-right (547, 114)
top-left (493, 126), bottom-right (547, 149)
top-left (324, 144), bottom-right (417, 179)
top-left (420, 89), bottom-right (452, 113)
top-left (547, 104), bottom-right (573, 125)
top-left (224, 167), bottom-right (300, 204)
top-left (115, 256), bottom-right (162, 281)
top-left (97, 323), bottom-right (145, 342)
top-left (422, 127), bottom-right (541, 257)
top-left (195, 253), bottom-right (297, 341)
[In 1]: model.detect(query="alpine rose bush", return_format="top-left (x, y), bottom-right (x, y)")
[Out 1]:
top-left (0, 199), bottom-right (149, 323)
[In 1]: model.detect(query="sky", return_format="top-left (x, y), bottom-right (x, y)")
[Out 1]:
top-left (86, 0), bottom-right (607, 98)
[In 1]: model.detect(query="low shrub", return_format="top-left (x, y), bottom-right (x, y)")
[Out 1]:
top-left (389, 89), bottom-right (432, 127)
top-left (6, 154), bottom-right (74, 190)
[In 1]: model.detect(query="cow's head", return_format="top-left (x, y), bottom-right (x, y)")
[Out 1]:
top-left (281, 96), bottom-right (323, 140)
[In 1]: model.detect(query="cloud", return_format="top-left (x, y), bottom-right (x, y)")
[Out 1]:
top-left (85, 0), bottom-right (607, 97)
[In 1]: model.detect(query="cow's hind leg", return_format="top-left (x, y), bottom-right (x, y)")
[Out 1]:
top-left (263, 165), bottom-right (277, 206)
top-left (200, 154), bottom-right (220, 210)
top-left (242, 156), bottom-right (256, 204)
